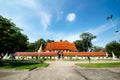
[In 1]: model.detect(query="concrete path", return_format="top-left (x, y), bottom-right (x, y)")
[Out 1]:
top-left (0, 61), bottom-right (120, 80)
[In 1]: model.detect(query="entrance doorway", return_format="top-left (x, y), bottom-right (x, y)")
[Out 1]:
top-left (57, 51), bottom-right (63, 59)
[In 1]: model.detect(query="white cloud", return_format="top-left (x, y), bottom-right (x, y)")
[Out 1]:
top-left (87, 19), bottom-right (120, 47)
top-left (63, 33), bottom-right (80, 42)
top-left (40, 12), bottom-right (51, 30)
top-left (52, 33), bottom-right (80, 42)
top-left (18, 0), bottom-right (37, 9)
top-left (0, 0), bottom-right (52, 43)
top-left (87, 19), bottom-right (120, 36)
top-left (66, 13), bottom-right (76, 22)
top-left (17, 0), bottom-right (51, 30)
top-left (87, 23), bottom-right (112, 47)
top-left (87, 23), bottom-right (112, 36)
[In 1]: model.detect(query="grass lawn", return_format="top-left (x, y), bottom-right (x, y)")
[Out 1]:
top-left (76, 62), bottom-right (120, 68)
top-left (0, 63), bottom-right (49, 70)
top-left (63, 59), bottom-right (120, 62)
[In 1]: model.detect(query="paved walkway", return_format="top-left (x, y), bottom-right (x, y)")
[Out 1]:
top-left (0, 61), bottom-right (120, 80)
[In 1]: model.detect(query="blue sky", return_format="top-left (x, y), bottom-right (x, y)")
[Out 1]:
top-left (0, 0), bottom-right (120, 47)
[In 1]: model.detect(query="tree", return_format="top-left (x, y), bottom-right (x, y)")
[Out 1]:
top-left (60, 40), bottom-right (63, 42)
top-left (106, 41), bottom-right (120, 58)
top-left (27, 42), bottom-right (36, 52)
top-left (26, 39), bottom-right (55, 52)
top-left (64, 40), bottom-right (68, 42)
top-left (92, 46), bottom-right (105, 52)
top-left (80, 32), bottom-right (96, 52)
top-left (34, 38), bottom-right (46, 51)
top-left (46, 39), bottom-right (54, 43)
top-left (0, 15), bottom-right (28, 60)
top-left (74, 40), bottom-right (84, 52)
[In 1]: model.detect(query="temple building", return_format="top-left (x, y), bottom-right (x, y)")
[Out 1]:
top-left (14, 42), bottom-right (107, 60)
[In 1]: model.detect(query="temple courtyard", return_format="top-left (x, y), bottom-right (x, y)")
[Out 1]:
top-left (0, 60), bottom-right (120, 80)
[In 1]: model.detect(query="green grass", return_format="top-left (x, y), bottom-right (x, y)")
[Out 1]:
top-left (76, 62), bottom-right (120, 68)
top-left (63, 59), bottom-right (120, 62)
top-left (0, 63), bottom-right (49, 70)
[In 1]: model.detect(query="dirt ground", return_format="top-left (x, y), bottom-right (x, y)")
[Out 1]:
top-left (0, 61), bottom-right (120, 80)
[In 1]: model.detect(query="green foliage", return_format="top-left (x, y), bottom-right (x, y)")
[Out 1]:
top-left (74, 32), bottom-right (96, 52)
top-left (26, 39), bottom-right (55, 52)
top-left (0, 15), bottom-right (28, 60)
top-left (74, 40), bottom-right (84, 52)
top-left (27, 43), bottom-right (36, 52)
top-left (34, 38), bottom-right (46, 51)
top-left (76, 62), bottom-right (120, 68)
top-left (92, 46), bottom-right (105, 52)
top-left (0, 63), bottom-right (49, 70)
top-left (80, 32), bottom-right (96, 52)
top-left (106, 41), bottom-right (120, 58)
top-left (46, 39), bottom-right (54, 43)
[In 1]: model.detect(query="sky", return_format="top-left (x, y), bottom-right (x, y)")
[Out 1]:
top-left (0, 0), bottom-right (120, 47)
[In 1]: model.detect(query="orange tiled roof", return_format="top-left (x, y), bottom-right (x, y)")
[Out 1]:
top-left (14, 52), bottom-right (57, 56)
top-left (63, 52), bottom-right (106, 56)
top-left (14, 52), bottom-right (38, 56)
top-left (45, 42), bottom-right (77, 51)
top-left (14, 52), bottom-right (106, 57)
top-left (40, 52), bottom-right (57, 56)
